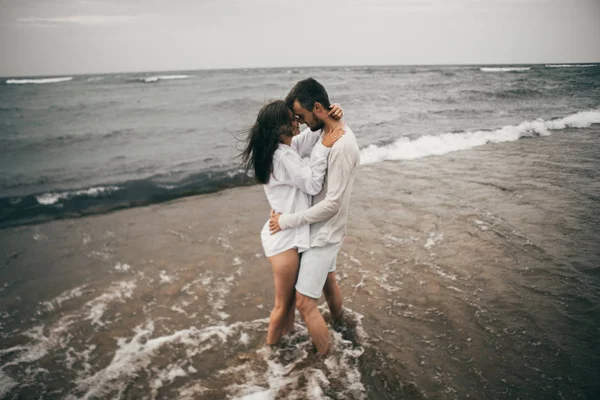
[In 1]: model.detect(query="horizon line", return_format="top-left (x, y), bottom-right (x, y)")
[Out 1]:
top-left (2, 61), bottom-right (599, 79)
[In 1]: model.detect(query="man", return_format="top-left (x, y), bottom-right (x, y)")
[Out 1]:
top-left (269, 78), bottom-right (360, 354)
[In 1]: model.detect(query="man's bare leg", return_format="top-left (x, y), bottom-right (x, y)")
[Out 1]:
top-left (296, 293), bottom-right (329, 354)
top-left (323, 272), bottom-right (343, 323)
top-left (281, 293), bottom-right (296, 335)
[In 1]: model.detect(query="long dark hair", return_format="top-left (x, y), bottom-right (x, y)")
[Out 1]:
top-left (241, 100), bottom-right (294, 184)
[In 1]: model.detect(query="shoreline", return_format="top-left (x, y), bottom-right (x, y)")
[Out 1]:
top-left (3, 106), bottom-right (599, 230)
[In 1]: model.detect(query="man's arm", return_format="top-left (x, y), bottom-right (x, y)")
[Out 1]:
top-left (278, 144), bottom-right (357, 230)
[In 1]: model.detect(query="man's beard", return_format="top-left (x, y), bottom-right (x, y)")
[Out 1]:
top-left (308, 113), bottom-right (325, 131)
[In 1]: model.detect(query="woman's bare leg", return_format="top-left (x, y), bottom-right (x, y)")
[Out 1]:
top-left (266, 248), bottom-right (299, 345)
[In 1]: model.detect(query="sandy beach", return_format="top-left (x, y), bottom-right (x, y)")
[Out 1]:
top-left (1, 126), bottom-right (599, 399)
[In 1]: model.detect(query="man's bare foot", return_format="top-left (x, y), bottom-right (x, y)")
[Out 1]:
top-left (332, 312), bottom-right (358, 344)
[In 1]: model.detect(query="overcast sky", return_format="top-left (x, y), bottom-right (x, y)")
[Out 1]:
top-left (1, 0), bottom-right (599, 77)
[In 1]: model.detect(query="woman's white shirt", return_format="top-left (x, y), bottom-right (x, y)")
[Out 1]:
top-left (260, 128), bottom-right (329, 257)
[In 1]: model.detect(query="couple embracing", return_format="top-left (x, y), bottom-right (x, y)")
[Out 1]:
top-left (242, 78), bottom-right (360, 354)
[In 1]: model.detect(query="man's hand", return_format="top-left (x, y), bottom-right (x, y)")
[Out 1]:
top-left (269, 210), bottom-right (282, 234)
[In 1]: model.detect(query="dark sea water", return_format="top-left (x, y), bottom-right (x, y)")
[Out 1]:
top-left (1, 64), bottom-right (599, 228)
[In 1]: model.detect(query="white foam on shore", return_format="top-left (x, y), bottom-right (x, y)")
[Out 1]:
top-left (360, 109), bottom-right (600, 165)
top-left (195, 270), bottom-right (236, 323)
top-left (181, 275), bottom-right (211, 294)
top-left (0, 346), bottom-right (27, 356)
top-left (1, 313), bottom-right (78, 369)
top-left (216, 235), bottom-right (234, 250)
top-left (423, 262), bottom-right (457, 281)
top-left (480, 67), bottom-right (530, 72)
top-left (73, 319), bottom-right (266, 399)
top-left (223, 310), bottom-right (367, 400)
top-left (114, 262), bottom-right (131, 272)
top-left (425, 232), bottom-right (444, 250)
top-left (170, 305), bottom-right (197, 319)
top-left (151, 364), bottom-right (188, 397)
top-left (65, 344), bottom-right (96, 375)
top-left (374, 274), bottom-right (402, 293)
top-left (159, 270), bottom-right (174, 283)
top-left (6, 77), bottom-right (73, 84)
top-left (0, 370), bottom-right (18, 398)
top-left (85, 281), bottom-right (136, 327)
top-left (178, 383), bottom-right (211, 399)
top-left (142, 75), bottom-right (190, 83)
top-left (236, 390), bottom-right (272, 399)
top-left (4, 303), bottom-right (368, 399)
top-left (67, 308), bottom-right (366, 399)
top-left (386, 234), bottom-right (419, 245)
top-left (35, 186), bottom-right (121, 205)
top-left (1, 281), bottom-right (132, 396)
top-left (40, 285), bottom-right (88, 312)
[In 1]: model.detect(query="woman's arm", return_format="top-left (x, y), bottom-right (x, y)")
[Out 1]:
top-left (277, 126), bottom-right (345, 196)
top-left (277, 143), bottom-right (330, 196)
top-left (291, 127), bottom-right (321, 158)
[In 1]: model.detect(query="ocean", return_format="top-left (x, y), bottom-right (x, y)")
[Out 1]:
top-left (1, 64), bottom-right (600, 399)
top-left (1, 64), bottom-right (599, 228)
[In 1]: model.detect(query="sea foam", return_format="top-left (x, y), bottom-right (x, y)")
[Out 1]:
top-left (141, 75), bottom-right (190, 83)
top-left (35, 186), bottom-right (121, 205)
top-left (72, 320), bottom-right (263, 399)
top-left (0, 371), bottom-right (17, 398)
top-left (40, 285), bottom-right (88, 312)
top-left (6, 77), bottom-right (73, 84)
top-left (545, 64), bottom-right (597, 68)
top-left (85, 281), bottom-right (136, 327)
top-left (480, 67), bottom-right (530, 72)
top-left (360, 109), bottom-right (600, 165)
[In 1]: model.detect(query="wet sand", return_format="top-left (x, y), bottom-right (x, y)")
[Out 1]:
top-left (1, 127), bottom-right (599, 399)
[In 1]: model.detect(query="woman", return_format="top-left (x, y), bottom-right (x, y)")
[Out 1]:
top-left (241, 100), bottom-right (344, 345)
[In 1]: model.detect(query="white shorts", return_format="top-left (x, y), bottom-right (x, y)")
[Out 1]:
top-left (295, 241), bottom-right (343, 299)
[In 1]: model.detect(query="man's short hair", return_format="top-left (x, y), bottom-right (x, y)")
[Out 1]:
top-left (285, 78), bottom-right (331, 111)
